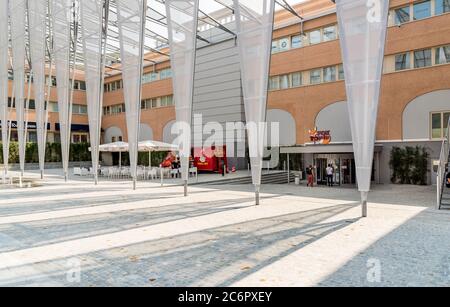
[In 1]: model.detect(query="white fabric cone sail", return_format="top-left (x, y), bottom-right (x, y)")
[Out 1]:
top-left (165, 0), bottom-right (199, 182)
top-left (0, 0), bottom-right (9, 174)
top-left (51, 0), bottom-right (73, 178)
top-left (28, 0), bottom-right (48, 175)
top-left (81, 0), bottom-right (106, 181)
top-left (116, 0), bottom-right (147, 182)
top-left (336, 0), bottom-right (389, 193)
top-left (10, 0), bottom-right (27, 174)
top-left (234, 0), bottom-right (275, 186)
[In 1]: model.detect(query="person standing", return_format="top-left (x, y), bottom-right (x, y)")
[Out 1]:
top-left (326, 164), bottom-right (334, 187)
top-left (306, 165), bottom-right (314, 187)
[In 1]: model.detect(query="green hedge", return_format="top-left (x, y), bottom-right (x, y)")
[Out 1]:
top-left (0, 142), bottom-right (92, 164)
top-left (113, 151), bottom-right (169, 167)
top-left (389, 146), bottom-right (429, 185)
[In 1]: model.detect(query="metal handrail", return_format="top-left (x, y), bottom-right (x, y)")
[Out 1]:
top-left (437, 117), bottom-right (450, 209)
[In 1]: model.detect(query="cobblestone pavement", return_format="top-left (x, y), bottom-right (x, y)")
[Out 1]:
top-left (0, 170), bottom-right (449, 287)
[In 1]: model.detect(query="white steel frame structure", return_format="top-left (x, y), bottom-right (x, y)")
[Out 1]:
top-left (0, 0), bottom-right (322, 193)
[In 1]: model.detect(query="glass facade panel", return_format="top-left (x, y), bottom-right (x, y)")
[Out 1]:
top-left (395, 6), bottom-right (410, 25)
top-left (414, 49), bottom-right (432, 68)
top-left (323, 26), bottom-right (337, 41)
top-left (309, 30), bottom-right (321, 45)
top-left (395, 53), bottom-right (411, 71)
top-left (432, 113), bottom-right (442, 139)
top-left (323, 66), bottom-right (336, 82)
top-left (291, 35), bottom-right (302, 48)
top-left (413, 1), bottom-right (431, 20)
top-left (310, 69), bottom-right (321, 84)
top-left (436, 0), bottom-right (450, 14)
top-left (435, 45), bottom-right (450, 64)
top-left (280, 75), bottom-right (289, 89)
top-left (291, 72), bottom-right (302, 87)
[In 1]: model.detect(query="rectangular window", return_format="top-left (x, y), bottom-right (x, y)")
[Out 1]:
top-left (395, 6), bottom-right (410, 25)
top-left (280, 75), bottom-right (290, 89)
top-left (291, 72), bottom-right (302, 87)
top-left (413, 1), bottom-right (431, 20)
top-left (323, 26), bottom-right (337, 41)
top-left (445, 112), bottom-right (450, 131)
top-left (310, 69), bottom-right (322, 84)
top-left (160, 97), bottom-right (166, 107)
top-left (79, 105), bottom-right (87, 114)
top-left (160, 68), bottom-right (172, 79)
top-left (414, 49), bottom-right (432, 68)
top-left (49, 102), bottom-right (59, 112)
top-left (323, 66), bottom-right (336, 82)
top-left (269, 76), bottom-right (280, 90)
top-left (435, 45), bottom-right (450, 64)
top-left (271, 41), bottom-right (279, 54)
top-left (338, 64), bottom-right (345, 80)
top-left (28, 100), bottom-right (36, 110)
top-left (395, 52), bottom-right (411, 71)
top-left (72, 133), bottom-right (89, 144)
top-left (309, 30), bottom-right (321, 45)
top-left (142, 72), bottom-right (158, 83)
top-left (278, 38), bottom-right (290, 52)
top-left (167, 95), bottom-right (174, 106)
top-left (436, 0), bottom-right (450, 14)
top-left (27, 131), bottom-right (37, 143)
top-left (432, 113), bottom-right (444, 139)
top-left (151, 98), bottom-right (158, 109)
top-left (291, 35), bottom-right (302, 48)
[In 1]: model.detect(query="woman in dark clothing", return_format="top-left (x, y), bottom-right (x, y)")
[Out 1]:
top-left (306, 165), bottom-right (314, 187)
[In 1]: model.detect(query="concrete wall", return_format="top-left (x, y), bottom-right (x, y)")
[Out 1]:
top-left (192, 38), bottom-right (247, 169)
top-left (315, 101), bottom-right (352, 143)
top-left (139, 123), bottom-right (154, 142)
top-left (104, 126), bottom-right (123, 143)
top-left (403, 90), bottom-right (450, 140)
top-left (378, 141), bottom-right (442, 186)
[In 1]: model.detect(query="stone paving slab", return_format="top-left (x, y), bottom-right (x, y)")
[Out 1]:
top-left (0, 170), bottom-right (449, 287)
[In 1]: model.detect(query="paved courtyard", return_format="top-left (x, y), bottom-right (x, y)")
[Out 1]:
top-left (0, 170), bottom-right (449, 287)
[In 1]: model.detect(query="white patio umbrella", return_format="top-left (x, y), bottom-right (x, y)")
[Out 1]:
top-left (138, 140), bottom-right (179, 167)
top-left (91, 141), bottom-right (129, 168)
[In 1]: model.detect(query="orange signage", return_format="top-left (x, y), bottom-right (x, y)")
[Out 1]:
top-left (309, 128), bottom-right (331, 145)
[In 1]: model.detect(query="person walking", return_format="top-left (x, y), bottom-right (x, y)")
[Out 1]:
top-left (326, 164), bottom-right (334, 187)
top-left (306, 165), bottom-right (314, 187)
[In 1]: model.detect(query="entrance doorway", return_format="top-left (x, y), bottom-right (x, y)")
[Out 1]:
top-left (316, 158), bottom-right (328, 185)
top-left (314, 154), bottom-right (356, 186)
top-left (341, 158), bottom-right (356, 185)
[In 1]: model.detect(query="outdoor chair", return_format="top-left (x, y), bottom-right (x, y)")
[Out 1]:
top-left (148, 168), bottom-right (158, 180)
top-left (170, 169), bottom-right (180, 179)
top-left (73, 167), bottom-right (82, 176)
top-left (81, 168), bottom-right (89, 177)
top-left (189, 167), bottom-right (198, 180)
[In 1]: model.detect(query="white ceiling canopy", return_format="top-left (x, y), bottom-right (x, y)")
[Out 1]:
top-left (2, 0), bottom-right (311, 76)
